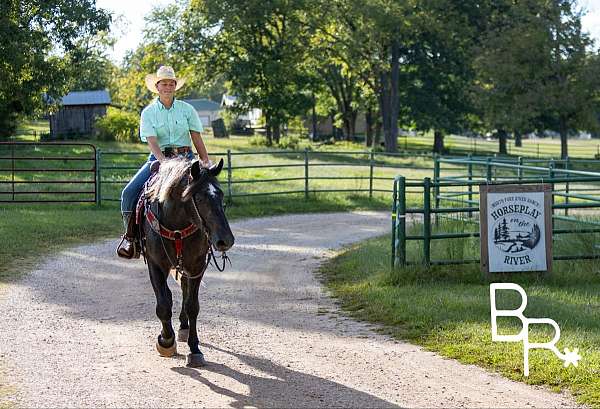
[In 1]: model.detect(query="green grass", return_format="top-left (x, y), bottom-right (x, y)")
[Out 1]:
top-left (319, 221), bottom-right (600, 407)
top-left (403, 132), bottom-right (600, 159)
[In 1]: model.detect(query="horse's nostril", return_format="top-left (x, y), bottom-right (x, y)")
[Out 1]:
top-left (216, 240), bottom-right (226, 249)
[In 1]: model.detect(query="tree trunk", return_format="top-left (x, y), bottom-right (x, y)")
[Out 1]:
top-left (343, 117), bottom-right (351, 141)
top-left (265, 113), bottom-right (273, 146)
top-left (433, 129), bottom-right (445, 154)
top-left (311, 91), bottom-right (317, 141)
top-left (377, 40), bottom-right (400, 153)
top-left (514, 130), bottom-right (522, 147)
top-left (365, 108), bottom-right (374, 148)
top-left (498, 129), bottom-right (507, 155)
top-left (273, 124), bottom-right (281, 145)
top-left (378, 70), bottom-right (391, 150)
top-left (349, 110), bottom-right (357, 142)
top-left (559, 117), bottom-right (568, 159)
top-left (388, 39), bottom-right (399, 153)
top-left (374, 120), bottom-right (382, 148)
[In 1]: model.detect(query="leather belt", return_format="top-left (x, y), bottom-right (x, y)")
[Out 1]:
top-left (162, 146), bottom-right (191, 157)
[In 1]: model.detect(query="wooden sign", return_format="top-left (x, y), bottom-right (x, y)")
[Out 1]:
top-left (480, 184), bottom-right (552, 274)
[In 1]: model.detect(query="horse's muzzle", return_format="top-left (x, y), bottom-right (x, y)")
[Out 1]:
top-left (213, 231), bottom-right (234, 252)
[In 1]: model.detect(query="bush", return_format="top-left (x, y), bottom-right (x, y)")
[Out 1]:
top-left (95, 107), bottom-right (140, 143)
top-left (248, 135), bottom-right (268, 146)
top-left (277, 135), bottom-right (300, 150)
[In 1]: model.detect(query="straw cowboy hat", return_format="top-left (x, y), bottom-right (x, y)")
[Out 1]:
top-left (145, 65), bottom-right (186, 94)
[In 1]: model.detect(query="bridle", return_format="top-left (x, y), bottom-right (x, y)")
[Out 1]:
top-left (189, 190), bottom-right (231, 273)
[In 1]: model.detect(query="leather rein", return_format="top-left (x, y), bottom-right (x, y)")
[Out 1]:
top-left (143, 172), bottom-right (230, 281)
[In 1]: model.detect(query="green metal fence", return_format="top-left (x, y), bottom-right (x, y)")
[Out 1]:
top-left (391, 157), bottom-right (600, 269)
top-left (96, 149), bottom-right (434, 204)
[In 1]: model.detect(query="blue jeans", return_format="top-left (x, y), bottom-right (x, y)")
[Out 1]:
top-left (120, 151), bottom-right (194, 214)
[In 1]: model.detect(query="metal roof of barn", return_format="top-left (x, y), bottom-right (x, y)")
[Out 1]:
top-left (61, 90), bottom-right (111, 106)
top-left (183, 98), bottom-right (221, 111)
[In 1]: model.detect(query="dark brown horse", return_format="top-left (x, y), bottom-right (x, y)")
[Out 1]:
top-left (141, 158), bottom-right (234, 367)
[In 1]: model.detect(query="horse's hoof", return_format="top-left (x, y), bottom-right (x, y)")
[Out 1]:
top-left (156, 340), bottom-right (177, 357)
top-left (186, 352), bottom-right (206, 367)
top-left (177, 328), bottom-right (189, 342)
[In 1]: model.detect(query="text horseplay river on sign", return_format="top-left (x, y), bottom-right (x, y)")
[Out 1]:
top-left (480, 184), bottom-right (552, 273)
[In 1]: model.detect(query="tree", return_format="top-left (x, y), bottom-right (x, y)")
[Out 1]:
top-left (0, 0), bottom-right (110, 135)
top-left (473, 0), bottom-right (599, 158)
top-left (402, 0), bottom-right (482, 154)
top-left (538, 0), bottom-right (600, 158)
top-left (182, 0), bottom-right (314, 145)
top-left (65, 30), bottom-right (118, 92)
top-left (306, 0), bottom-right (412, 152)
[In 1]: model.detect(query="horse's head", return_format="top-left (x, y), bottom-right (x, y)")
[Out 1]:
top-left (182, 159), bottom-right (234, 252)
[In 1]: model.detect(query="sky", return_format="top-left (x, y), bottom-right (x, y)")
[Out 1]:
top-left (98, 0), bottom-right (600, 64)
top-left (96, 0), bottom-right (172, 63)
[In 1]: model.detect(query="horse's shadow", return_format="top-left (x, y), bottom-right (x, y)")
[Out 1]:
top-left (171, 342), bottom-right (401, 408)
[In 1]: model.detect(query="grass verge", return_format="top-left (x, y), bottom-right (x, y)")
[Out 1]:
top-left (319, 227), bottom-right (600, 407)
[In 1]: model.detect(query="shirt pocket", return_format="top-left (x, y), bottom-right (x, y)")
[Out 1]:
top-left (174, 112), bottom-right (189, 134)
top-left (154, 121), bottom-right (168, 135)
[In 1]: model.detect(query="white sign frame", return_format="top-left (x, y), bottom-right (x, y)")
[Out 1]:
top-left (480, 184), bottom-right (552, 274)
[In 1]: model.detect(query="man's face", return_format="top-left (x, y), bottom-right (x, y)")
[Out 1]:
top-left (156, 79), bottom-right (177, 96)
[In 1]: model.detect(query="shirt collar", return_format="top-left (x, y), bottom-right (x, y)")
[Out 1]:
top-left (156, 98), bottom-right (176, 111)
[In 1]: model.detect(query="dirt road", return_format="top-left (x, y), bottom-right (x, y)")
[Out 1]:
top-left (0, 211), bottom-right (578, 407)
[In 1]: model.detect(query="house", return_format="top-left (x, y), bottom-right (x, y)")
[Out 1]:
top-left (49, 90), bottom-right (111, 138)
top-left (221, 95), bottom-right (262, 127)
top-left (182, 98), bottom-right (221, 128)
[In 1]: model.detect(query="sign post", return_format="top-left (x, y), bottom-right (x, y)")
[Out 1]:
top-left (480, 184), bottom-right (552, 275)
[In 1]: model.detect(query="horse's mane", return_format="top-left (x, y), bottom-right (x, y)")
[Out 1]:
top-left (146, 158), bottom-right (192, 203)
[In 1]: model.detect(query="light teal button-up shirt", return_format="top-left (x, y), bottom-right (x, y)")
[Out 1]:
top-left (139, 98), bottom-right (204, 149)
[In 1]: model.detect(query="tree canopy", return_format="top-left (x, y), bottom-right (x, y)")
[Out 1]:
top-left (0, 0), bottom-right (110, 134)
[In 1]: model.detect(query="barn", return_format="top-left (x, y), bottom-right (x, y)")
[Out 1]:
top-left (182, 98), bottom-right (221, 128)
top-left (49, 90), bottom-right (111, 138)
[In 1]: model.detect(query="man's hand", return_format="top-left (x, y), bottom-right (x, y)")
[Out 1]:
top-left (200, 158), bottom-right (213, 168)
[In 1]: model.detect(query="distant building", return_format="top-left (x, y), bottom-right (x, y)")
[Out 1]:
top-left (182, 98), bottom-right (221, 127)
top-left (49, 90), bottom-right (111, 138)
top-left (221, 95), bottom-right (262, 127)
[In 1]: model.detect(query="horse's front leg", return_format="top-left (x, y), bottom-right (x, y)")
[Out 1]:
top-left (177, 278), bottom-right (190, 343)
top-left (184, 276), bottom-right (206, 367)
top-left (148, 262), bottom-right (177, 357)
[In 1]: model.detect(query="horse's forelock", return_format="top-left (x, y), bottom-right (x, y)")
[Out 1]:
top-left (182, 169), bottom-right (217, 201)
top-left (146, 159), bottom-right (192, 203)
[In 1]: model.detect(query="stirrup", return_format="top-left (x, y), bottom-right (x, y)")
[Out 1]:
top-left (116, 235), bottom-right (140, 259)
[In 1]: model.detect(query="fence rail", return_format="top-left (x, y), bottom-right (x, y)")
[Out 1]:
top-left (0, 142), bottom-right (97, 203)
top-left (97, 149), bottom-right (435, 204)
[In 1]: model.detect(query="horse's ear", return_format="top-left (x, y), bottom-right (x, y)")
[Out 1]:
top-left (190, 160), bottom-right (201, 180)
top-left (209, 158), bottom-right (224, 176)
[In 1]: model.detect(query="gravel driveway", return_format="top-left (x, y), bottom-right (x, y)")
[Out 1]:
top-left (0, 211), bottom-right (579, 408)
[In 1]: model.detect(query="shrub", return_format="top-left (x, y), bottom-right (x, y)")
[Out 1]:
top-left (277, 135), bottom-right (300, 150)
top-left (95, 107), bottom-right (140, 143)
top-left (248, 135), bottom-right (268, 146)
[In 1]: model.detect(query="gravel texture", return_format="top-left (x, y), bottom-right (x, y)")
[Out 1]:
top-left (0, 211), bottom-right (580, 408)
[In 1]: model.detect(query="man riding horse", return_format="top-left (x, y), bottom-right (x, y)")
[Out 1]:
top-left (117, 65), bottom-right (212, 258)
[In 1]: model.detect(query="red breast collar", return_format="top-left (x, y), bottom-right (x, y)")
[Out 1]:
top-left (146, 208), bottom-right (199, 240)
